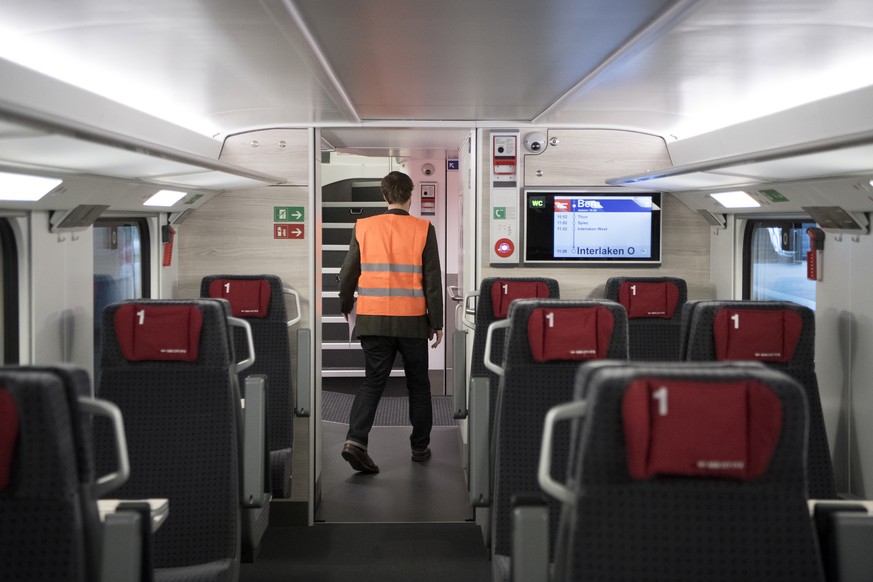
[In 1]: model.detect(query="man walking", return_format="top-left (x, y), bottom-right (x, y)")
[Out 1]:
top-left (338, 171), bottom-right (444, 473)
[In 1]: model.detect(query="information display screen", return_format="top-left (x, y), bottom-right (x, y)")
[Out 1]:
top-left (524, 191), bottom-right (662, 264)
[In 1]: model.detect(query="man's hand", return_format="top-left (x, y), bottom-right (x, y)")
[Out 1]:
top-left (430, 328), bottom-right (444, 348)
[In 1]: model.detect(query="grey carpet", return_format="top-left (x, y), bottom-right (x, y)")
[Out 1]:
top-left (322, 391), bottom-right (458, 426)
top-left (318, 423), bottom-right (472, 523)
top-left (240, 523), bottom-right (491, 582)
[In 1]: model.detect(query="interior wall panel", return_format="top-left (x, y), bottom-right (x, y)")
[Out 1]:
top-left (479, 129), bottom-right (712, 301)
top-left (816, 231), bottom-right (873, 497)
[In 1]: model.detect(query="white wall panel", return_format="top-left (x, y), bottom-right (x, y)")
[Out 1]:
top-left (28, 211), bottom-right (94, 379)
top-left (816, 231), bottom-right (873, 496)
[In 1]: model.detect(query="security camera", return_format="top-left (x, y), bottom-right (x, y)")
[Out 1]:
top-left (421, 163), bottom-right (435, 176)
top-left (523, 132), bottom-right (547, 154)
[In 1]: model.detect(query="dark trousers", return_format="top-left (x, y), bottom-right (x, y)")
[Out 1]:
top-left (346, 335), bottom-right (433, 450)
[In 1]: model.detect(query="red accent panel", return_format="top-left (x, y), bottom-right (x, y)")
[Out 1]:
top-left (618, 281), bottom-right (680, 319)
top-left (0, 388), bottom-right (19, 491)
top-left (114, 304), bottom-right (203, 361)
top-left (623, 378), bottom-right (782, 480)
top-left (207, 279), bottom-right (271, 318)
top-left (527, 306), bottom-right (614, 362)
top-left (713, 309), bottom-right (803, 363)
top-left (491, 280), bottom-right (550, 319)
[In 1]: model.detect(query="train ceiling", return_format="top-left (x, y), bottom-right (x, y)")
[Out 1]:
top-left (1, 0), bottom-right (873, 192)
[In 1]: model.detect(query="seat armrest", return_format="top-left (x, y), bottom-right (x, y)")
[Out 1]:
top-left (511, 494), bottom-right (549, 582)
top-left (295, 328), bottom-right (312, 417)
top-left (453, 329), bottom-right (468, 419)
top-left (100, 508), bottom-right (144, 582)
top-left (812, 500), bottom-right (873, 582)
top-left (469, 376), bottom-right (490, 507)
top-left (242, 376), bottom-right (269, 508)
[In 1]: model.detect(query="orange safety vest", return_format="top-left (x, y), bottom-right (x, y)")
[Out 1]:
top-left (355, 213), bottom-right (430, 316)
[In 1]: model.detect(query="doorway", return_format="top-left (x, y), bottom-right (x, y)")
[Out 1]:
top-left (314, 149), bottom-right (470, 523)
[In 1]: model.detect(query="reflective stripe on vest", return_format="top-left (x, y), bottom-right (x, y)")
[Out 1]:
top-left (356, 213), bottom-right (430, 316)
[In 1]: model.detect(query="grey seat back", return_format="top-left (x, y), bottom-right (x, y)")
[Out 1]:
top-left (0, 366), bottom-right (129, 581)
top-left (490, 299), bottom-right (628, 578)
top-left (97, 299), bottom-right (240, 580)
top-left (604, 276), bottom-right (687, 361)
top-left (554, 362), bottom-right (824, 582)
top-left (677, 299), bottom-right (704, 359)
top-left (684, 300), bottom-right (836, 498)
top-left (202, 274), bottom-right (294, 498)
top-left (470, 277), bottom-right (559, 428)
top-left (0, 370), bottom-right (89, 581)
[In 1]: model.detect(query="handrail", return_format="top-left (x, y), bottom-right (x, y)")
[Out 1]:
top-left (227, 317), bottom-right (255, 373)
top-left (483, 319), bottom-right (510, 377)
top-left (538, 399), bottom-right (587, 505)
top-left (283, 287), bottom-right (302, 327)
top-left (78, 397), bottom-right (129, 498)
top-left (461, 290), bottom-right (479, 331)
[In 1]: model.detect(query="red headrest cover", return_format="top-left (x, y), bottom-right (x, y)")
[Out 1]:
top-left (713, 308), bottom-right (802, 363)
top-left (0, 388), bottom-right (19, 491)
top-left (114, 304), bottom-right (203, 361)
top-left (491, 280), bottom-right (550, 319)
top-left (623, 378), bottom-right (782, 480)
top-left (527, 306), bottom-right (615, 362)
top-left (207, 278), bottom-right (271, 318)
top-left (618, 281), bottom-right (680, 319)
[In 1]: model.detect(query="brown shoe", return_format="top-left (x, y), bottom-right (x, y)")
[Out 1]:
top-left (341, 443), bottom-right (379, 473)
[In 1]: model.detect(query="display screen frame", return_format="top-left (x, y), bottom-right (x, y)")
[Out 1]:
top-left (523, 189), bottom-right (663, 265)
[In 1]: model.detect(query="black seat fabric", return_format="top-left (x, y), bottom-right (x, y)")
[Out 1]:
top-left (604, 276), bottom-right (687, 361)
top-left (96, 299), bottom-right (240, 582)
top-left (201, 274), bottom-right (294, 498)
top-left (490, 299), bottom-right (628, 580)
top-left (0, 368), bottom-right (103, 581)
top-left (0, 371), bottom-right (87, 581)
top-left (684, 300), bottom-right (836, 499)
top-left (677, 299), bottom-right (703, 359)
top-left (470, 277), bottom-right (559, 429)
top-left (552, 362), bottom-right (825, 582)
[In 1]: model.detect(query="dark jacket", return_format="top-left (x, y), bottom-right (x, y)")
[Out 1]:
top-left (339, 208), bottom-right (443, 338)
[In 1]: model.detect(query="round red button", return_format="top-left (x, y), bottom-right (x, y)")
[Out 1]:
top-left (494, 238), bottom-right (515, 258)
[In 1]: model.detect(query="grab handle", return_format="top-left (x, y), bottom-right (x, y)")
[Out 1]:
top-left (538, 399), bottom-right (587, 505)
top-left (483, 319), bottom-right (510, 377)
top-left (79, 397), bottom-right (129, 498)
top-left (284, 287), bottom-right (302, 327)
top-left (228, 317), bottom-right (255, 373)
top-left (461, 291), bottom-right (479, 331)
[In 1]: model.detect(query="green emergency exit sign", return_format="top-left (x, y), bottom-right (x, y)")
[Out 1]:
top-left (274, 206), bottom-right (304, 222)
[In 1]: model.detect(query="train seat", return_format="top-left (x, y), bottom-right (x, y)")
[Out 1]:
top-left (202, 274), bottom-right (300, 499)
top-left (684, 300), bottom-right (836, 499)
top-left (604, 276), bottom-right (687, 361)
top-left (466, 277), bottom-right (559, 513)
top-left (487, 299), bottom-right (628, 582)
top-left (536, 362), bottom-right (825, 582)
top-left (0, 366), bottom-right (140, 582)
top-left (96, 299), bottom-right (256, 581)
top-left (677, 299), bottom-right (704, 359)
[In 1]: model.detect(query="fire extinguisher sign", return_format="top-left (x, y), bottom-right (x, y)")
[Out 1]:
top-left (274, 224), bottom-right (305, 239)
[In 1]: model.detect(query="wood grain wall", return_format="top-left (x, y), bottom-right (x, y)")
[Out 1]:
top-left (176, 129), bottom-right (312, 326)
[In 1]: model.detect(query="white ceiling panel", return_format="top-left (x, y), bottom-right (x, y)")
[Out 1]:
top-left (545, 0), bottom-right (873, 140)
top-left (0, 0), bottom-right (873, 186)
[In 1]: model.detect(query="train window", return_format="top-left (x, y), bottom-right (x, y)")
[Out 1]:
top-left (93, 218), bottom-right (150, 371)
top-left (0, 218), bottom-right (19, 364)
top-left (743, 220), bottom-right (816, 310)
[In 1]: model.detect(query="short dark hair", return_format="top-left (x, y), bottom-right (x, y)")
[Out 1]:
top-left (380, 171), bottom-right (414, 205)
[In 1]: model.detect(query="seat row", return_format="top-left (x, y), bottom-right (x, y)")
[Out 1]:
top-left (1, 274), bottom-right (302, 581)
top-left (457, 276), bottom-right (843, 582)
